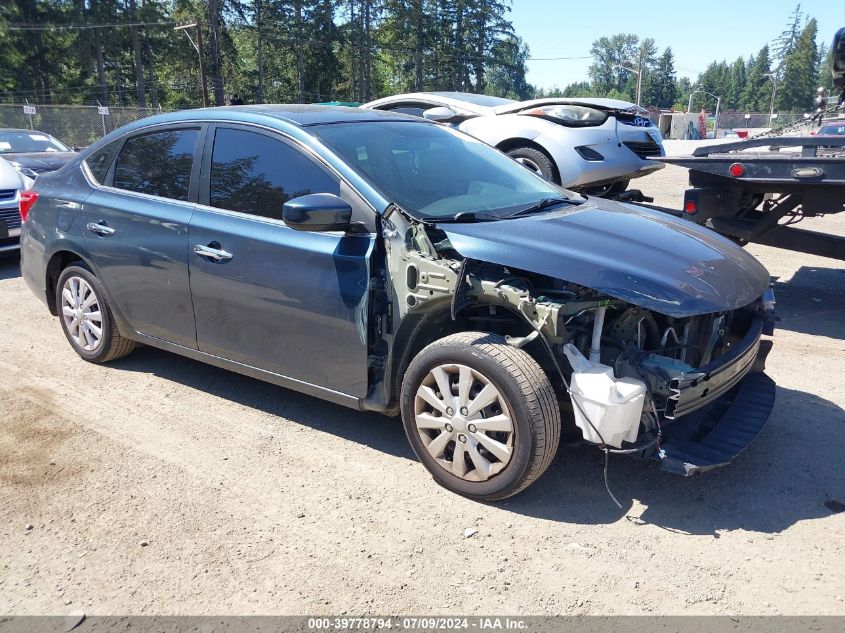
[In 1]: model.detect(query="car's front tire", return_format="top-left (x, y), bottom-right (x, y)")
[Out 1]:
top-left (506, 146), bottom-right (558, 183)
top-left (400, 331), bottom-right (560, 500)
top-left (56, 264), bottom-right (136, 363)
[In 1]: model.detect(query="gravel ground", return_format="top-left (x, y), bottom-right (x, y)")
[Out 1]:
top-left (1, 139), bottom-right (844, 616)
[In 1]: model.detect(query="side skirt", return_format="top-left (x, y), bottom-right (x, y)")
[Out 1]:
top-left (131, 332), bottom-right (364, 411)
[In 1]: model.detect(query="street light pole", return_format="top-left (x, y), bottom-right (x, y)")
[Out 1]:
top-left (614, 64), bottom-right (642, 106)
top-left (714, 95), bottom-right (721, 137)
top-left (765, 72), bottom-right (778, 125)
top-left (687, 88), bottom-right (721, 136)
top-left (636, 64), bottom-right (643, 107)
top-left (175, 22), bottom-right (209, 108)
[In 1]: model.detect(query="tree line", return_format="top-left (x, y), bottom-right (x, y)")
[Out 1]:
top-left (543, 5), bottom-right (835, 114)
top-left (0, 1), bottom-right (836, 113)
top-left (0, 0), bottom-right (532, 108)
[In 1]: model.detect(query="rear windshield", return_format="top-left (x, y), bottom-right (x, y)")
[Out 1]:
top-left (311, 121), bottom-right (565, 219)
top-left (430, 92), bottom-right (516, 107)
top-left (0, 131), bottom-right (69, 153)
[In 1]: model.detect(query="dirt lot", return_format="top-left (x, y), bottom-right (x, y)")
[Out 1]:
top-left (1, 139), bottom-right (844, 616)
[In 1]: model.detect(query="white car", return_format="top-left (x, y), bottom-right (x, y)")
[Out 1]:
top-left (0, 157), bottom-right (33, 254)
top-left (362, 92), bottom-right (665, 193)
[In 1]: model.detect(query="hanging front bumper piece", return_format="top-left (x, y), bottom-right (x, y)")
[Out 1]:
top-left (652, 330), bottom-right (775, 476)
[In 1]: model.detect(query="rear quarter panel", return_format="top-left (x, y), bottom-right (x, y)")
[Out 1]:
top-left (20, 163), bottom-right (95, 308)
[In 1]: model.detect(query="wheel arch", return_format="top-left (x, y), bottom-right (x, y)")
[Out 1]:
top-left (379, 299), bottom-right (563, 414)
top-left (495, 138), bottom-right (561, 184)
top-left (45, 249), bottom-right (92, 316)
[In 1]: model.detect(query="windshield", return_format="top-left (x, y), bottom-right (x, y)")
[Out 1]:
top-left (312, 121), bottom-right (569, 220)
top-left (818, 124), bottom-right (845, 135)
top-left (0, 130), bottom-right (69, 154)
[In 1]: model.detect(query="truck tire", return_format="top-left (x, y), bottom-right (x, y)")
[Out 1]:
top-left (56, 264), bottom-right (136, 364)
top-left (506, 146), bottom-right (558, 183)
top-left (400, 331), bottom-right (560, 500)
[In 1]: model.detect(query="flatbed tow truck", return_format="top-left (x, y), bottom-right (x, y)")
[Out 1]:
top-left (657, 135), bottom-right (845, 261)
top-left (653, 27), bottom-right (845, 262)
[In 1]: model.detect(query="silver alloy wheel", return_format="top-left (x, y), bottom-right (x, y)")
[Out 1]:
top-left (514, 156), bottom-right (542, 174)
top-left (413, 363), bottom-right (514, 482)
top-left (61, 276), bottom-right (103, 352)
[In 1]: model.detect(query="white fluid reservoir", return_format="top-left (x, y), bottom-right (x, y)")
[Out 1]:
top-left (562, 343), bottom-right (647, 448)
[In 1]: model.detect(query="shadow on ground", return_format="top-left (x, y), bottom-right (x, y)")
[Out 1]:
top-left (111, 346), bottom-right (416, 461)
top-left (112, 345), bottom-right (845, 537)
top-left (0, 255), bottom-right (20, 281)
top-left (7, 248), bottom-right (842, 535)
top-left (772, 266), bottom-right (845, 339)
top-left (503, 384), bottom-right (845, 534)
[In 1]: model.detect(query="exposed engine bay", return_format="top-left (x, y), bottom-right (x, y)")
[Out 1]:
top-left (377, 207), bottom-right (775, 449)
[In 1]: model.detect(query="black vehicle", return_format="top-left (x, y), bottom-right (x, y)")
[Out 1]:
top-left (0, 128), bottom-right (78, 179)
top-left (20, 105), bottom-right (776, 500)
top-left (659, 135), bottom-right (845, 261)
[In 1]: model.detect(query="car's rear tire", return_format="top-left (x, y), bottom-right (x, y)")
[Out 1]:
top-left (506, 146), bottom-right (558, 183)
top-left (400, 331), bottom-right (560, 500)
top-left (56, 264), bottom-right (135, 363)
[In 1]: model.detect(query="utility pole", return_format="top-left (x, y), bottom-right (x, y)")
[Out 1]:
top-left (195, 23), bottom-right (209, 107)
top-left (765, 72), bottom-right (778, 124)
top-left (175, 22), bottom-right (209, 107)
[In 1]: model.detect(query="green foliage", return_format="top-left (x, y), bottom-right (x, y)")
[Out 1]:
top-left (0, 0), bottom-right (530, 107)
top-left (640, 47), bottom-right (677, 109)
top-left (776, 17), bottom-right (818, 112)
top-left (741, 45), bottom-right (773, 112)
top-left (583, 3), bottom-right (829, 115)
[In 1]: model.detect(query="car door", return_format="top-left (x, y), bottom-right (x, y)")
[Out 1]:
top-left (82, 125), bottom-right (202, 349)
top-left (188, 124), bottom-right (375, 397)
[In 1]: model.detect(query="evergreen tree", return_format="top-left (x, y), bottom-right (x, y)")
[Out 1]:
top-left (815, 41), bottom-right (833, 94)
top-left (641, 47), bottom-right (677, 108)
top-left (777, 17), bottom-right (818, 111)
top-left (726, 56), bottom-right (746, 110)
top-left (773, 3), bottom-right (805, 74)
top-left (741, 45), bottom-right (773, 111)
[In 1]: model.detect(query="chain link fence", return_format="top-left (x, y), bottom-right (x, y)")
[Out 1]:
top-left (715, 111), bottom-right (806, 131)
top-left (0, 104), bottom-right (171, 148)
top-left (0, 102), bottom-right (827, 146)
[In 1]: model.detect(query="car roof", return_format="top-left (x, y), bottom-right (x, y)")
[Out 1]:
top-left (120, 104), bottom-right (420, 131)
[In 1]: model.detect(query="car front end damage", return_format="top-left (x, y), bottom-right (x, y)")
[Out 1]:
top-left (372, 203), bottom-right (776, 477)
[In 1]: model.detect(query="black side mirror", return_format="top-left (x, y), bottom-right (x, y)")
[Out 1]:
top-left (283, 193), bottom-right (352, 232)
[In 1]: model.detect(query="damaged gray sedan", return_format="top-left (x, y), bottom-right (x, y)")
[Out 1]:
top-left (20, 106), bottom-right (776, 500)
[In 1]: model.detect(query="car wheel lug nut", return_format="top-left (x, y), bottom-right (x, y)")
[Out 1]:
top-left (468, 424), bottom-right (477, 433)
top-left (458, 433), bottom-right (467, 443)
top-left (445, 423), bottom-right (453, 433)
top-left (446, 407), bottom-right (454, 416)
top-left (460, 407), bottom-right (468, 416)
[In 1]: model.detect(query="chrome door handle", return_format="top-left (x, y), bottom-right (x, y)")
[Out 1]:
top-left (193, 243), bottom-right (233, 262)
top-left (86, 221), bottom-right (115, 236)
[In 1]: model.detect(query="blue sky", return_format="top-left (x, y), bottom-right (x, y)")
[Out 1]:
top-left (509, 0), bottom-right (845, 89)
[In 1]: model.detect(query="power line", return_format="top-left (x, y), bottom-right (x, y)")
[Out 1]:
top-left (526, 55), bottom-right (593, 61)
top-left (4, 20), bottom-right (181, 31)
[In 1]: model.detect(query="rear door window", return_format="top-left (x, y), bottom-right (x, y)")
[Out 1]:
top-left (113, 128), bottom-right (199, 201)
top-left (208, 127), bottom-right (339, 220)
top-left (85, 139), bottom-right (121, 184)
